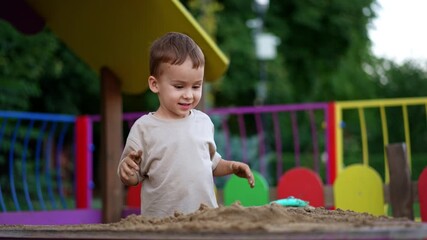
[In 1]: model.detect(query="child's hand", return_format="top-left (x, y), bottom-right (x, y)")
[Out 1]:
top-left (230, 161), bottom-right (255, 188)
top-left (119, 150), bottom-right (142, 185)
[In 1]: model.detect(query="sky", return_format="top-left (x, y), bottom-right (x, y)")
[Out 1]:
top-left (369, 0), bottom-right (427, 63)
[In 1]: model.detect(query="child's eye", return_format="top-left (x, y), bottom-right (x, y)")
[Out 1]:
top-left (174, 85), bottom-right (183, 89)
top-left (193, 85), bottom-right (201, 89)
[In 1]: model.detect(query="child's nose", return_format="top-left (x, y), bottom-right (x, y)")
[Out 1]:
top-left (183, 89), bottom-right (192, 99)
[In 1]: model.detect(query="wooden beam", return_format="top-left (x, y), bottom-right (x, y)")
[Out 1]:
top-left (386, 143), bottom-right (414, 220)
top-left (100, 67), bottom-right (123, 223)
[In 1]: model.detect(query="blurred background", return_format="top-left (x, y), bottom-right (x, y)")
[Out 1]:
top-left (1, 0), bottom-right (426, 115)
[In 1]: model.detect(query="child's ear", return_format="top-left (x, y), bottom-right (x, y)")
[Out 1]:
top-left (148, 76), bottom-right (159, 93)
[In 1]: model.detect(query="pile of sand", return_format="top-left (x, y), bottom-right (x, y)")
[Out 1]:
top-left (105, 203), bottom-right (417, 233)
top-left (10, 202), bottom-right (418, 233)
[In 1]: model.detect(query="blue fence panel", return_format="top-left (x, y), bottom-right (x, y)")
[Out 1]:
top-left (0, 111), bottom-right (76, 212)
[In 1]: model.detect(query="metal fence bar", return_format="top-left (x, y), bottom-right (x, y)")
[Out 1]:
top-left (255, 113), bottom-right (266, 175)
top-left (221, 116), bottom-right (231, 160)
top-left (402, 105), bottom-right (411, 169)
top-left (22, 119), bottom-right (35, 211)
top-left (35, 121), bottom-right (48, 210)
top-left (0, 186), bottom-right (5, 213)
top-left (358, 107), bottom-right (369, 165)
top-left (272, 112), bottom-right (283, 181)
top-left (75, 116), bottom-right (94, 209)
top-left (290, 111), bottom-right (300, 167)
top-left (308, 110), bottom-right (320, 174)
top-left (326, 103), bottom-right (335, 184)
top-left (237, 114), bottom-right (248, 164)
top-left (56, 123), bottom-right (70, 208)
top-left (0, 111), bottom-right (75, 121)
top-left (9, 119), bottom-right (21, 211)
top-left (379, 106), bottom-right (390, 183)
top-left (0, 119), bottom-right (8, 212)
top-left (208, 103), bottom-right (329, 115)
top-left (46, 122), bottom-right (57, 209)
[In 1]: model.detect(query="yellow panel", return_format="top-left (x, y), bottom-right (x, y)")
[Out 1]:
top-left (26, 0), bottom-right (229, 94)
top-left (335, 97), bottom-right (427, 181)
top-left (334, 164), bottom-right (385, 216)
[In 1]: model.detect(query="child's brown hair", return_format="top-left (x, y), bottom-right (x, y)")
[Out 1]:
top-left (149, 32), bottom-right (205, 77)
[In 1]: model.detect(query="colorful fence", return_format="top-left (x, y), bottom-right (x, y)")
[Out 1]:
top-left (206, 103), bottom-right (331, 184)
top-left (1, 97), bottom-right (427, 224)
top-left (331, 97), bottom-right (427, 183)
top-left (0, 112), bottom-right (96, 224)
top-left (90, 103), bottom-right (331, 186)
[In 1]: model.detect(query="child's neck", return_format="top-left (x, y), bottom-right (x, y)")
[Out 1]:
top-left (153, 109), bottom-right (192, 120)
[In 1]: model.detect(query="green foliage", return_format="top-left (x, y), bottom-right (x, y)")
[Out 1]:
top-left (180, 0), bottom-right (380, 106)
top-left (184, 0), bottom-right (427, 189)
top-left (2, 1), bottom-right (427, 113)
top-left (371, 59), bottom-right (427, 98)
top-left (0, 21), bottom-right (97, 211)
top-left (268, 0), bottom-right (377, 102)
top-left (362, 59), bottom-right (427, 152)
top-left (0, 20), bottom-right (57, 111)
top-left (187, 0), bottom-right (224, 36)
top-left (29, 41), bottom-right (100, 114)
top-left (212, 0), bottom-right (261, 106)
top-left (0, 20), bottom-right (99, 114)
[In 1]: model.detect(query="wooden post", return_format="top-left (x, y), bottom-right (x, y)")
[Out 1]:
top-left (385, 143), bottom-right (414, 220)
top-left (100, 67), bottom-right (123, 223)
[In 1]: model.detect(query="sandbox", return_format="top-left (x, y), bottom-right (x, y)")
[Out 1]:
top-left (1, 203), bottom-right (427, 239)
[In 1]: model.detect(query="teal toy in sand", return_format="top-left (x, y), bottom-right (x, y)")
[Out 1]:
top-left (271, 196), bottom-right (309, 207)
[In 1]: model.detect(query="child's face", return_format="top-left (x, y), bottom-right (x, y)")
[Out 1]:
top-left (149, 57), bottom-right (204, 119)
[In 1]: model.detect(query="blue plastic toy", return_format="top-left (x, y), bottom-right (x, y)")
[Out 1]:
top-left (270, 196), bottom-right (309, 207)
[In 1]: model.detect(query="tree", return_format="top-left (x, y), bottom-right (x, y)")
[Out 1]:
top-left (200, 0), bottom-right (378, 105)
top-left (372, 59), bottom-right (427, 99)
top-left (371, 59), bottom-right (427, 154)
top-left (0, 20), bottom-right (99, 115)
top-left (212, 0), bottom-right (263, 106)
top-left (268, 0), bottom-right (377, 102)
top-left (0, 20), bottom-right (56, 111)
top-left (29, 41), bottom-right (100, 115)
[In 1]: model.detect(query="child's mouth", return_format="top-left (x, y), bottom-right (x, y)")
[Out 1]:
top-left (179, 103), bottom-right (191, 110)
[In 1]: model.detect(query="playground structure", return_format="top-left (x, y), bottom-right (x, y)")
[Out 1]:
top-left (0, 0), bottom-right (230, 223)
top-left (0, 96), bottom-right (426, 224)
top-left (1, 0), bottom-right (425, 228)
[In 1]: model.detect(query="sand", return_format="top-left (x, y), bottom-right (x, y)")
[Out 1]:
top-left (1, 202), bottom-right (421, 234)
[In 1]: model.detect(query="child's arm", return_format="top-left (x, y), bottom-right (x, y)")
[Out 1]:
top-left (118, 150), bottom-right (142, 186)
top-left (213, 159), bottom-right (255, 188)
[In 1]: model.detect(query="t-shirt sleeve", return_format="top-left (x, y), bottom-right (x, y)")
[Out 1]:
top-left (117, 122), bottom-right (143, 177)
top-left (208, 120), bottom-right (221, 170)
top-left (211, 152), bottom-right (221, 170)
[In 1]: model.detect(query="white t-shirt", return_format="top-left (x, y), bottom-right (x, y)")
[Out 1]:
top-left (118, 109), bottom-right (221, 217)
